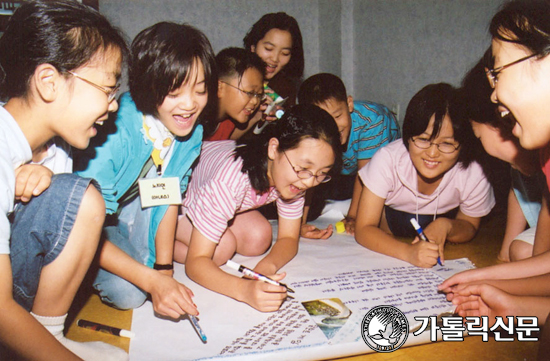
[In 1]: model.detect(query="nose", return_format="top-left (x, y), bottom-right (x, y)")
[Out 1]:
top-left (178, 94), bottom-right (196, 110)
top-left (271, 52), bottom-right (280, 64)
top-left (426, 143), bottom-right (440, 157)
top-left (490, 88), bottom-right (498, 104)
top-left (108, 98), bottom-right (119, 113)
top-left (301, 176), bottom-right (317, 189)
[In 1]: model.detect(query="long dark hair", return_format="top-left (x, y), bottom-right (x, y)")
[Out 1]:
top-left (0, 0), bottom-right (127, 102)
top-left (243, 12), bottom-right (304, 79)
top-left (235, 104), bottom-right (342, 193)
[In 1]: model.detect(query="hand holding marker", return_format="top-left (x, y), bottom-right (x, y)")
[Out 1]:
top-left (226, 260), bottom-right (295, 293)
top-left (409, 218), bottom-right (443, 266)
top-left (253, 86), bottom-right (288, 135)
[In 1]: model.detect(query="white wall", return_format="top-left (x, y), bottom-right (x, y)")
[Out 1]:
top-left (100, 0), bottom-right (504, 123)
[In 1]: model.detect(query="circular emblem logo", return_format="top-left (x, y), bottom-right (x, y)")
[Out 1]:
top-left (361, 305), bottom-right (409, 352)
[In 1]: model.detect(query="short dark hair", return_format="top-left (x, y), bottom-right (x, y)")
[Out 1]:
top-left (129, 22), bottom-right (217, 126)
top-left (216, 47), bottom-right (265, 82)
top-left (0, 0), bottom-right (127, 102)
top-left (243, 12), bottom-right (304, 79)
top-left (402, 83), bottom-right (477, 168)
top-left (298, 73), bottom-right (348, 105)
top-left (490, 0), bottom-right (550, 57)
top-left (236, 104), bottom-right (342, 193)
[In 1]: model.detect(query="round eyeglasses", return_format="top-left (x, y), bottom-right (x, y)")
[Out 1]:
top-left (282, 151), bottom-right (331, 184)
top-left (220, 81), bottom-right (266, 102)
top-left (68, 71), bottom-right (120, 102)
top-left (411, 137), bottom-right (460, 154)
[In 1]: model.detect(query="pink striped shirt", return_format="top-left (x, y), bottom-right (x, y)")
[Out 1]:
top-left (183, 141), bottom-right (304, 243)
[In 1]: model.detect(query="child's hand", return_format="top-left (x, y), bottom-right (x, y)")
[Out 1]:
top-left (497, 248), bottom-right (511, 263)
top-left (149, 272), bottom-right (198, 319)
top-left (449, 283), bottom-right (518, 326)
top-left (300, 223), bottom-right (333, 239)
top-left (14, 164), bottom-right (53, 202)
top-left (422, 219), bottom-right (452, 264)
top-left (437, 268), bottom-right (485, 296)
top-left (408, 239), bottom-right (439, 268)
top-left (242, 273), bottom-right (288, 312)
top-left (342, 217), bottom-right (356, 235)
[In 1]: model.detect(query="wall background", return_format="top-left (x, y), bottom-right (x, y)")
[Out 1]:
top-left (100, 0), bottom-right (503, 123)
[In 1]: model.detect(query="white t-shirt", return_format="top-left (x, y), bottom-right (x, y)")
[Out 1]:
top-left (0, 106), bottom-right (32, 254)
top-left (359, 140), bottom-right (495, 217)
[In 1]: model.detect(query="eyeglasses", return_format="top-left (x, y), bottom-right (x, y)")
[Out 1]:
top-left (68, 71), bottom-right (120, 102)
top-left (411, 137), bottom-right (460, 154)
top-left (282, 151), bottom-right (331, 184)
top-left (220, 81), bottom-right (266, 102)
top-left (485, 53), bottom-right (538, 88)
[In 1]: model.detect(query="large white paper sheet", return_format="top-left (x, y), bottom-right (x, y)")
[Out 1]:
top-left (129, 203), bottom-right (473, 360)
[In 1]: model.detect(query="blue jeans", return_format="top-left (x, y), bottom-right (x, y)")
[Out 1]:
top-left (93, 195), bottom-right (151, 310)
top-left (10, 173), bottom-right (97, 311)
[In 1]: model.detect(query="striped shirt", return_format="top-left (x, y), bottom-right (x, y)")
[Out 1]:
top-left (183, 140), bottom-right (304, 243)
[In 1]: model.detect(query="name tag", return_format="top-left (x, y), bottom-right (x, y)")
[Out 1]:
top-left (138, 177), bottom-right (182, 208)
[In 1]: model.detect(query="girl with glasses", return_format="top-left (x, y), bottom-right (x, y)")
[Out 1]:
top-left (0, 0), bottom-right (128, 359)
top-left (441, 0), bottom-right (550, 328)
top-left (175, 104), bottom-right (342, 312)
top-left (76, 22), bottom-right (217, 320)
top-left (355, 83), bottom-right (494, 268)
top-left (206, 47), bottom-right (266, 141)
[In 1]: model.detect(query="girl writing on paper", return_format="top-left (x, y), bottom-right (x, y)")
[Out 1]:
top-left (76, 22), bottom-right (217, 319)
top-left (355, 83), bottom-right (495, 268)
top-left (175, 104), bottom-right (342, 312)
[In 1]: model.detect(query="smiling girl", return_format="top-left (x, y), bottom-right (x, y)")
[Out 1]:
top-left (0, 1), bottom-right (128, 359)
top-left (175, 104), bottom-right (342, 312)
top-left (230, 13), bottom-right (304, 139)
top-left (355, 83), bottom-right (495, 268)
top-left (439, 0), bottom-right (550, 326)
top-left (76, 22), bottom-right (217, 319)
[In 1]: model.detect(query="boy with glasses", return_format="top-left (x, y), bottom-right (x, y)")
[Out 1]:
top-left (207, 47), bottom-right (266, 141)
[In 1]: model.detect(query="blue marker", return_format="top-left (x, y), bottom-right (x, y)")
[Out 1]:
top-left (189, 315), bottom-right (207, 343)
top-left (410, 218), bottom-right (442, 266)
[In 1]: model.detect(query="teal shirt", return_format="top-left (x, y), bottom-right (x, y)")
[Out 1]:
top-left (342, 101), bottom-right (400, 175)
top-left (76, 92), bottom-right (203, 266)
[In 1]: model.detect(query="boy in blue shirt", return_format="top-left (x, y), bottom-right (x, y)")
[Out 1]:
top-left (298, 73), bottom-right (400, 238)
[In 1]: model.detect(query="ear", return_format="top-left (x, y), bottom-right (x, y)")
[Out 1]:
top-left (250, 45), bottom-right (256, 53)
top-left (347, 95), bottom-right (354, 113)
top-left (218, 80), bottom-right (225, 99)
top-left (32, 64), bottom-right (62, 103)
top-left (267, 137), bottom-right (280, 160)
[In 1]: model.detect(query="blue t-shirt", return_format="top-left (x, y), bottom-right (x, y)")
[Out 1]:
top-left (341, 101), bottom-right (400, 175)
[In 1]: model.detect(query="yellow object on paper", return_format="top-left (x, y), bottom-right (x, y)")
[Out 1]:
top-left (335, 221), bottom-right (345, 233)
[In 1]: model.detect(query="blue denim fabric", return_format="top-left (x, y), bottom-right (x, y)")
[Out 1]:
top-left (93, 195), bottom-right (151, 309)
top-left (10, 173), bottom-right (97, 311)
